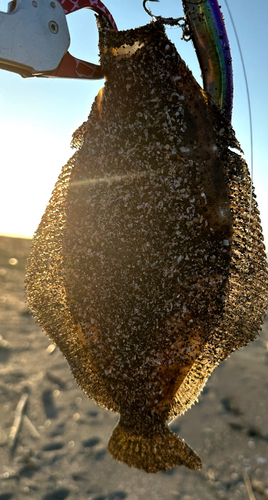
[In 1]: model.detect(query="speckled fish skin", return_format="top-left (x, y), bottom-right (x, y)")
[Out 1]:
top-left (25, 18), bottom-right (268, 473)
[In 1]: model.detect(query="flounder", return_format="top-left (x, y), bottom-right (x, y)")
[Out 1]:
top-left (26, 18), bottom-right (268, 473)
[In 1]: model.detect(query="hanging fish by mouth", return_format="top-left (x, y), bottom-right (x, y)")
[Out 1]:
top-left (144, 0), bottom-right (233, 120)
top-left (25, 2), bottom-right (268, 474)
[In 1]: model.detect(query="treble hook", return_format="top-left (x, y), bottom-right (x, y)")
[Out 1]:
top-left (143, 0), bottom-right (188, 31)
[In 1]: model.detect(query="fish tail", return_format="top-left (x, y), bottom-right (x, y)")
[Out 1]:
top-left (108, 420), bottom-right (202, 473)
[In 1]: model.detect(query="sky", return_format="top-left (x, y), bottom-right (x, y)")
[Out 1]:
top-left (0, 0), bottom-right (267, 252)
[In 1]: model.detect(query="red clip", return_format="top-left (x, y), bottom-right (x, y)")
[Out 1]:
top-left (51, 0), bottom-right (117, 79)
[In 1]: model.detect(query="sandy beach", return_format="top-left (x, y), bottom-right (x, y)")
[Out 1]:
top-left (0, 235), bottom-right (267, 500)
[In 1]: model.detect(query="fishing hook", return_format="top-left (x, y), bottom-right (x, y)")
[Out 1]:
top-left (143, 0), bottom-right (191, 38)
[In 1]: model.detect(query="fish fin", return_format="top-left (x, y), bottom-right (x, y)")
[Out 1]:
top-left (108, 420), bottom-right (202, 473)
top-left (170, 356), bottom-right (218, 417)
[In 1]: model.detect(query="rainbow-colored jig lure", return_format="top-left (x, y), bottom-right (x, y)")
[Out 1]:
top-left (182, 0), bottom-right (233, 120)
top-left (145, 0), bottom-right (233, 120)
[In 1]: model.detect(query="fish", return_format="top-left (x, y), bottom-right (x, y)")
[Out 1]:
top-left (25, 17), bottom-right (268, 473)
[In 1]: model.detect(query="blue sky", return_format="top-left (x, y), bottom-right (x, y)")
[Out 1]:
top-left (0, 0), bottom-right (267, 251)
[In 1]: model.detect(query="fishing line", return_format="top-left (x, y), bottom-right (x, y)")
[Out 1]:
top-left (223, 0), bottom-right (255, 329)
top-left (223, 0), bottom-right (253, 223)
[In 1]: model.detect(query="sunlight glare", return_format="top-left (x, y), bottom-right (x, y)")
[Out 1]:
top-left (0, 120), bottom-right (72, 238)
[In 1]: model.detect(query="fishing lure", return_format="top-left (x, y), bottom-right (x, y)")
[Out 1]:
top-left (182, 0), bottom-right (233, 120)
top-left (25, 14), bottom-right (268, 473)
top-left (145, 0), bottom-right (233, 120)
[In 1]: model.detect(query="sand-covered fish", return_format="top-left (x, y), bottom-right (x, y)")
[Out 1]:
top-left (25, 17), bottom-right (268, 473)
